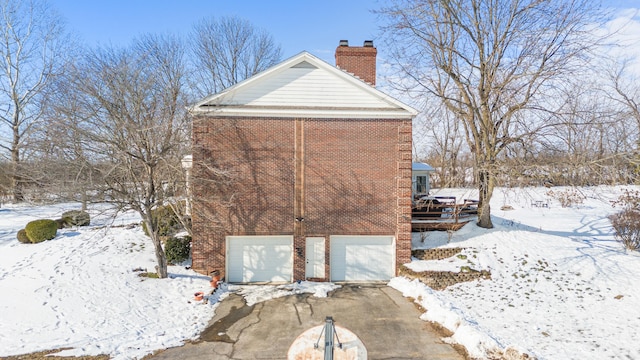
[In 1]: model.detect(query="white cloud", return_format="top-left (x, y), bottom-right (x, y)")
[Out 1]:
top-left (602, 7), bottom-right (640, 75)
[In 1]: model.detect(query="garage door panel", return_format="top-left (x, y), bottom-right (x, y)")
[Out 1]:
top-left (330, 236), bottom-right (394, 281)
top-left (227, 236), bottom-right (293, 283)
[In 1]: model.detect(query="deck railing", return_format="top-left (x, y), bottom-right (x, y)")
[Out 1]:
top-left (411, 196), bottom-right (478, 230)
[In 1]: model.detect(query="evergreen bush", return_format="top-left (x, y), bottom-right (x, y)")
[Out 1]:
top-left (165, 236), bottom-right (191, 264)
top-left (61, 210), bottom-right (90, 227)
top-left (16, 229), bottom-right (31, 243)
top-left (143, 205), bottom-right (180, 237)
top-left (25, 219), bottom-right (58, 243)
top-left (54, 218), bottom-right (66, 229)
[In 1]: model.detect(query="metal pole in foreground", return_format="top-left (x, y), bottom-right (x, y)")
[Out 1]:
top-left (324, 316), bottom-right (334, 360)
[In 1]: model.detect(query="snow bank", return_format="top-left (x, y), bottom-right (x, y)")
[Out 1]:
top-left (389, 277), bottom-right (502, 358)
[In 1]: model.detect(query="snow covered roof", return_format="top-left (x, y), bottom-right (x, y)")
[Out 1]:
top-left (189, 51), bottom-right (418, 119)
top-left (412, 162), bottom-right (435, 172)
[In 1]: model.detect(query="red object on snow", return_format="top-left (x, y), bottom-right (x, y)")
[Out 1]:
top-left (210, 270), bottom-right (221, 289)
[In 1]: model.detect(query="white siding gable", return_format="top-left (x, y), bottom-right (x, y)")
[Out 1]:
top-left (215, 62), bottom-right (393, 109)
top-left (192, 52), bottom-right (417, 119)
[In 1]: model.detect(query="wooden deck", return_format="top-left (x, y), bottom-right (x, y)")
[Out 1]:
top-left (411, 196), bottom-right (478, 232)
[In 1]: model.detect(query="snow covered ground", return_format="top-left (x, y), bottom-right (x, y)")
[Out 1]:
top-left (1, 186), bottom-right (638, 359)
top-left (0, 203), bottom-right (340, 359)
top-left (391, 186), bottom-right (640, 359)
top-left (0, 203), bottom-right (222, 359)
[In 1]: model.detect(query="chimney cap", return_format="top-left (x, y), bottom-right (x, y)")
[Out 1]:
top-left (363, 40), bottom-right (374, 47)
top-left (339, 39), bottom-right (349, 47)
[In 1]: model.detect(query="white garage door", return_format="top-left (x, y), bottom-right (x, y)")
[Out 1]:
top-left (226, 235), bottom-right (293, 283)
top-left (330, 235), bottom-right (395, 281)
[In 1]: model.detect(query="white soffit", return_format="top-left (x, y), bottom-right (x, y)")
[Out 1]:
top-left (191, 52), bottom-right (418, 119)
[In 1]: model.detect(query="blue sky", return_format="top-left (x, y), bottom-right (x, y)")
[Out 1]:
top-left (53, 1), bottom-right (639, 66)
top-left (53, 0), bottom-right (381, 64)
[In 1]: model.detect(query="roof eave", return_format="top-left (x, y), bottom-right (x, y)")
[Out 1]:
top-left (190, 106), bottom-right (416, 119)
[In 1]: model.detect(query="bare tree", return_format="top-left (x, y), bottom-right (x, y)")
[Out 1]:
top-left (190, 16), bottom-right (282, 97)
top-left (420, 105), bottom-right (470, 188)
top-left (379, 0), bottom-right (603, 227)
top-left (602, 59), bottom-right (640, 184)
top-left (30, 62), bottom-right (102, 209)
top-left (0, 0), bottom-right (71, 202)
top-left (608, 60), bottom-right (640, 145)
top-left (68, 35), bottom-right (189, 278)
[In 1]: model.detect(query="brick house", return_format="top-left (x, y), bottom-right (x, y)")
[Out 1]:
top-left (189, 40), bottom-right (417, 283)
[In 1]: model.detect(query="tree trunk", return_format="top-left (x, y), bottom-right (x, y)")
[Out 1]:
top-left (11, 172), bottom-right (23, 203)
top-left (11, 127), bottom-right (24, 203)
top-left (143, 216), bottom-right (168, 279)
top-left (81, 191), bottom-right (87, 211)
top-left (152, 235), bottom-right (168, 279)
top-left (477, 167), bottom-right (494, 229)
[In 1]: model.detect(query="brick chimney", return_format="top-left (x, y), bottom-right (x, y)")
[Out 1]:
top-left (335, 40), bottom-right (377, 86)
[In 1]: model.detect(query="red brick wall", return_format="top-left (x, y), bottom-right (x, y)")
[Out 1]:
top-left (304, 119), bottom-right (397, 234)
top-left (191, 117), bottom-right (295, 277)
top-left (191, 115), bottom-right (412, 280)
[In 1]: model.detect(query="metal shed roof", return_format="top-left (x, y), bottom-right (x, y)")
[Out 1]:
top-left (412, 162), bottom-right (435, 171)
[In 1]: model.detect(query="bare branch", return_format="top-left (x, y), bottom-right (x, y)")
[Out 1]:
top-left (380, 0), bottom-right (605, 227)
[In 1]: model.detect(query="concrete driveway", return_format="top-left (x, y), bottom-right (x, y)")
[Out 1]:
top-left (150, 284), bottom-right (465, 359)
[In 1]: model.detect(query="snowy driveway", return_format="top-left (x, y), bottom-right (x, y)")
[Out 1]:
top-left (150, 284), bottom-right (465, 359)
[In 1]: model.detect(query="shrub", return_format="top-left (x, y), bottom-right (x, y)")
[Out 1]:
top-left (25, 219), bottom-right (58, 243)
top-left (609, 209), bottom-right (640, 251)
top-left (143, 205), bottom-right (180, 237)
top-left (546, 189), bottom-right (585, 208)
top-left (16, 229), bottom-right (30, 243)
top-left (610, 189), bottom-right (640, 251)
top-left (611, 189), bottom-right (640, 209)
top-left (61, 210), bottom-right (91, 227)
top-left (138, 272), bottom-right (159, 279)
top-left (165, 236), bottom-right (191, 264)
top-left (54, 218), bottom-right (66, 229)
